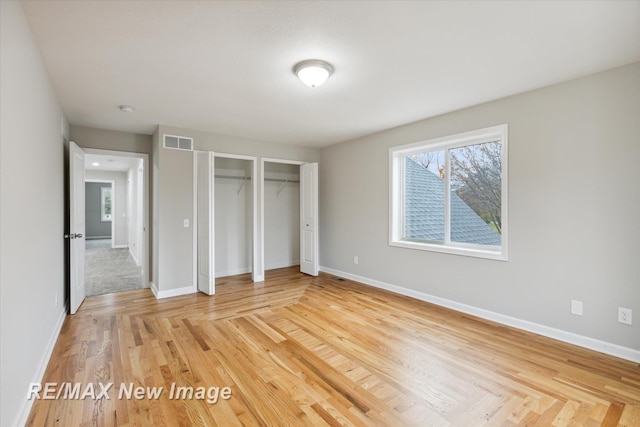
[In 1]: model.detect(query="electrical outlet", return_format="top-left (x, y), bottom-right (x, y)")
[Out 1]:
top-left (618, 307), bottom-right (632, 325)
top-left (183, 219), bottom-right (189, 227)
top-left (353, 255), bottom-right (359, 265)
top-left (570, 300), bottom-right (583, 316)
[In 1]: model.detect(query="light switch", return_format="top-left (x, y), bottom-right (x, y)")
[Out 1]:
top-left (183, 219), bottom-right (189, 227)
top-left (571, 300), bottom-right (583, 316)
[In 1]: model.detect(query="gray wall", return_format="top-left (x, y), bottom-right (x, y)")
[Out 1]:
top-left (156, 133), bottom-right (193, 291)
top-left (85, 182), bottom-right (112, 238)
top-left (85, 170), bottom-right (128, 247)
top-left (70, 125), bottom-right (152, 155)
top-left (319, 62), bottom-right (640, 351)
top-left (0, 2), bottom-right (68, 425)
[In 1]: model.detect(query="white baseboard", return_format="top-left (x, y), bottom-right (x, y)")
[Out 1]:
top-left (129, 247), bottom-right (139, 266)
top-left (265, 260), bottom-right (300, 271)
top-left (14, 302), bottom-right (68, 427)
top-left (112, 244), bottom-right (127, 249)
top-left (151, 283), bottom-right (195, 299)
top-left (320, 266), bottom-right (640, 364)
top-left (215, 267), bottom-right (251, 278)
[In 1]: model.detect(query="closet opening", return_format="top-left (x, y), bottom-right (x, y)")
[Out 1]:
top-left (263, 161), bottom-right (301, 273)
top-left (214, 156), bottom-right (255, 279)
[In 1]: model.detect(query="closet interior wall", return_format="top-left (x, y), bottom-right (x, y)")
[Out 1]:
top-left (264, 162), bottom-right (300, 271)
top-left (214, 157), bottom-right (253, 277)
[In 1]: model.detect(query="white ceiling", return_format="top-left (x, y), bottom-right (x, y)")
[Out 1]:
top-left (85, 154), bottom-right (139, 173)
top-left (22, 1), bottom-right (640, 148)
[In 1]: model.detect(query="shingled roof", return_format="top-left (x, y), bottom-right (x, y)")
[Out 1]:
top-left (404, 157), bottom-right (501, 246)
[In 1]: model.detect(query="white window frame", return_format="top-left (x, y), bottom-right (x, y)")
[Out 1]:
top-left (100, 185), bottom-right (113, 222)
top-left (389, 124), bottom-right (508, 261)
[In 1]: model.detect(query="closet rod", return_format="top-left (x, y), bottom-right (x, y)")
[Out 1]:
top-left (215, 174), bottom-right (252, 180)
top-left (265, 177), bottom-right (300, 183)
top-left (214, 175), bottom-right (299, 184)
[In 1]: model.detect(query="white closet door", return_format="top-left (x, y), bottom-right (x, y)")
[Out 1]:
top-left (300, 162), bottom-right (319, 276)
top-left (196, 151), bottom-right (215, 295)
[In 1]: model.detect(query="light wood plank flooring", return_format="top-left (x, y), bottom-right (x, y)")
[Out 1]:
top-left (27, 267), bottom-right (640, 426)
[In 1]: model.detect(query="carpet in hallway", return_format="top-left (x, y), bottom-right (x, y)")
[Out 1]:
top-left (85, 239), bottom-right (143, 296)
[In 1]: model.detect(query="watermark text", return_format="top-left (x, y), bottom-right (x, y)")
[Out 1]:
top-left (28, 382), bottom-right (232, 405)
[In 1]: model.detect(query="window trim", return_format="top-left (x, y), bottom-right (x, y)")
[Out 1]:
top-left (389, 124), bottom-right (508, 261)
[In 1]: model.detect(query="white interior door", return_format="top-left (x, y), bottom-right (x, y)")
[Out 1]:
top-left (197, 151), bottom-right (215, 295)
top-left (69, 141), bottom-right (86, 314)
top-left (300, 162), bottom-right (319, 276)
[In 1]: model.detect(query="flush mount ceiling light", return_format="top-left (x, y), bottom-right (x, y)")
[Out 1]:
top-left (119, 105), bottom-right (135, 113)
top-left (92, 162), bottom-right (100, 167)
top-left (294, 60), bottom-right (333, 88)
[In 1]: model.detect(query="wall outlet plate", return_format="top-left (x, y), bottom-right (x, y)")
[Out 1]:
top-left (618, 307), bottom-right (632, 325)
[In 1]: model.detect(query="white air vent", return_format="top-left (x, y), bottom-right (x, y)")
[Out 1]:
top-left (163, 134), bottom-right (193, 151)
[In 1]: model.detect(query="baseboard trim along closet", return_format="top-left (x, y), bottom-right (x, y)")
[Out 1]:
top-left (264, 260), bottom-right (300, 271)
top-left (150, 282), bottom-right (195, 299)
top-left (14, 302), bottom-right (68, 427)
top-left (320, 266), bottom-right (640, 364)
top-left (215, 267), bottom-right (252, 278)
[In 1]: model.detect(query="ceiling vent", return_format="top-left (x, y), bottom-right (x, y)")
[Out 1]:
top-left (163, 134), bottom-right (193, 151)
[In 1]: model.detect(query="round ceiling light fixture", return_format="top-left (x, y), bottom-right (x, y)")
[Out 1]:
top-left (119, 105), bottom-right (135, 113)
top-left (294, 60), bottom-right (333, 88)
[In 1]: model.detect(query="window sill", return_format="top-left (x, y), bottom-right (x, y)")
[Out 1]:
top-left (389, 239), bottom-right (507, 261)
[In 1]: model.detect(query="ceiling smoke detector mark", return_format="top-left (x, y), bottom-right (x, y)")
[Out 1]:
top-left (119, 105), bottom-right (135, 113)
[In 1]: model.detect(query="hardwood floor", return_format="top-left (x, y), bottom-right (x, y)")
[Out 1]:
top-left (27, 267), bottom-right (640, 426)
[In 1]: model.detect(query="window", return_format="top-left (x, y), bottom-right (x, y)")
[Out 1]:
top-left (101, 186), bottom-right (112, 222)
top-left (390, 124), bottom-right (508, 260)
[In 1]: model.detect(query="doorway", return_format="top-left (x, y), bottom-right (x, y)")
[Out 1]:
top-left (83, 151), bottom-right (148, 296)
top-left (195, 152), bottom-right (258, 295)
